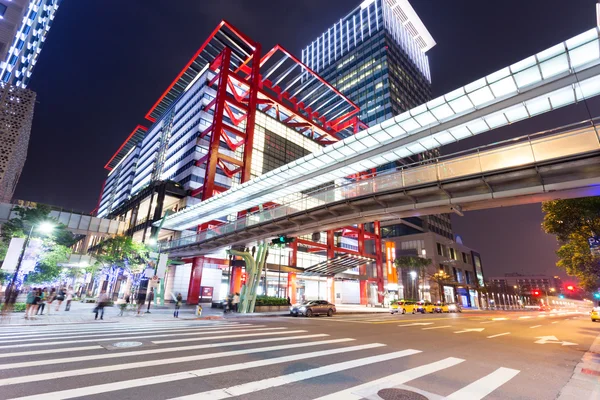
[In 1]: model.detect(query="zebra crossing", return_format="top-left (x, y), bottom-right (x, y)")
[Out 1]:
top-left (0, 319), bottom-right (520, 399)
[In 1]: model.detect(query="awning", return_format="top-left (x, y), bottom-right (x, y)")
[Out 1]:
top-left (300, 254), bottom-right (373, 277)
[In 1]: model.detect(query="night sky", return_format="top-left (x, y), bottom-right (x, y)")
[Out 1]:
top-left (14, 0), bottom-right (600, 278)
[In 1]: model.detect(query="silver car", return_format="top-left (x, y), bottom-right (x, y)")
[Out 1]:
top-left (290, 300), bottom-right (336, 317)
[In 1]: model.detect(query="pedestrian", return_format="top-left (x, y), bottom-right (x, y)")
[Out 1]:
top-left (233, 292), bottom-right (240, 313)
top-left (55, 286), bottom-right (65, 311)
top-left (287, 296), bottom-right (291, 306)
top-left (36, 288), bottom-right (47, 315)
top-left (95, 290), bottom-right (108, 320)
top-left (65, 286), bottom-right (74, 311)
top-left (174, 293), bottom-right (182, 318)
top-left (136, 289), bottom-right (146, 315)
top-left (24, 288), bottom-right (35, 319)
top-left (146, 287), bottom-right (154, 313)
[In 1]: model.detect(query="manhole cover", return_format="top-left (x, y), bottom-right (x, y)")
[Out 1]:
top-left (377, 389), bottom-right (428, 400)
top-left (112, 341), bottom-right (143, 348)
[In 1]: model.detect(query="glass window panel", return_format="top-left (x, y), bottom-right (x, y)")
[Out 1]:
top-left (444, 87), bottom-right (465, 101)
top-left (430, 103), bottom-right (454, 121)
top-left (466, 119), bottom-right (489, 134)
top-left (409, 104), bottom-right (428, 117)
top-left (414, 111), bottom-right (437, 126)
top-left (382, 124), bottom-right (407, 138)
top-left (539, 54), bottom-right (569, 79)
top-left (381, 152), bottom-right (399, 162)
top-left (468, 85), bottom-right (495, 107)
top-left (548, 86), bottom-right (575, 108)
top-left (367, 124), bottom-right (384, 135)
top-left (403, 164), bottom-right (437, 186)
top-left (479, 142), bottom-right (535, 172)
top-left (484, 113), bottom-right (508, 129)
top-left (536, 43), bottom-right (565, 62)
top-left (438, 155), bottom-right (480, 180)
top-left (525, 97), bottom-right (551, 116)
top-left (565, 28), bottom-right (598, 50)
top-left (426, 95), bottom-right (446, 108)
top-left (449, 126), bottom-right (472, 140)
top-left (371, 155), bottom-right (388, 166)
top-left (348, 140), bottom-right (367, 152)
top-left (433, 131), bottom-right (456, 145)
top-left (569, 39), bottom-right (600, 68)
top-left (532, 128), bottom-right (600, 162)
top-left (399, 118), bottom-right (421, 133)
top-left (513, 66), bottom-right (542, 88)
top-left (489, 76), bottom-right (518, 98)
top-left (575, 74), bottom-right (600, 100)
top-left (510, 55), bottom-right (537, 73)
top-left (503, 104), bottom-right (529, 123)
top-left (359, 135), bottom-right (379, 148)
top-left (486, 67), bottom-right (511, 84)
top-left (419, 137), bottom-right (439, 149)
top-left (407, 143), bottom-right (427, 154)
top-left (393, 148), bottom-right (412, 158)
top-left (464, 78), bottom-right (487, 93)
top-left (393, 111), bottom-right (411, 123)
top-left (448, 95), bottom-right (474, 113)
top-left (338, 145), bottom-right (356, 156)
top-left (371, 129), bottom-right (393, 143)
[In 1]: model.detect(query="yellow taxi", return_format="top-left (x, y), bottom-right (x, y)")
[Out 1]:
top-left (591, 308), bottom-right (600, 322)
top-left (416, 301), bottom-right (435, 314)
top-left (390, 300), bottom-right (417, 314)
top-left (434, 302), bottom-right (449, 313)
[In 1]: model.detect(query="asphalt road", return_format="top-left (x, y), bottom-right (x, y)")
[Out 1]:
top-left (0, 309), bottom-right (597, 399)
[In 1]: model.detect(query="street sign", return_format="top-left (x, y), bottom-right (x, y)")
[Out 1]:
top-left (588, 236), bottom-right (600, 256)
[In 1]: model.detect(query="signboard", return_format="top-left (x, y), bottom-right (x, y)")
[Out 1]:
top-left (21, 238), bottom-right (43, 273)
top-left (1, 237), bottom-right (25, 272)
top-left (156, 253), bottom-right (168, 277)
top-left (588, 236), bottom-right (600, 256)
top-left (385, 242), bottom-right (397, 286)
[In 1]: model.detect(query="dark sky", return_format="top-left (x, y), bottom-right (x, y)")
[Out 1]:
top-left (14, 0), bottom-right (600, 277)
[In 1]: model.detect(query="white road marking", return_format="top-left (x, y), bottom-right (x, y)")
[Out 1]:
top-left (0, 338), bottom-right (355, 386)
top-left (487, 332), bottom-right (510, 339)
top-left (0, 326), bottom-right (284, 349)
top-left (530, 325), bottom-right (542, 329)
top-left (0, 345), bottom-right (102, 359)
top-left (445, 367), bottom-right (520, 399)
top-left (552, 321), bottom-right (559, 324)
top-left (480, 321), bottom-right (494, 324)
top-left (519, 316), bottom-right (532, 319)
top-left (313, 357), bottom-right (464, 400)
top-left (153, 329), bottom-right (306, 344)
top-left (492, 318), bottom-right (508, 321)
top-left (422, 325), bottom-right (451, 330)
top-left (0, 324), bottom-right (252, 343)
top-left (0, 333), bottom-right (329, 370)
top-left (454, 328), bottom-right (485, 334)
top-left (173, 350), bottom-right (422, 400)
top-left (397, 323), bottom-right (434, 327)
top-left (8, 343), bottom-right (387, 399)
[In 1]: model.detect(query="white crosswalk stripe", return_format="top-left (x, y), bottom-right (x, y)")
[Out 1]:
top-left (0, 320), bottom-right (521, 400)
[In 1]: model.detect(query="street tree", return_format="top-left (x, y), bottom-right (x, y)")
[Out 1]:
top-left (428, 269), bottom-right (453, 302)
top-left (542, 197), bottom-right (600, 291)
top-left (395, 256), bottom-right (432, 300)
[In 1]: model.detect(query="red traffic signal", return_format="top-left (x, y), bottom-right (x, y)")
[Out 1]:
top-left (567, 285), bottom-right (574, 291)
top-left (532, 290), bottom-right (541, 296)
top-left (241, 272), bottom-right (247, 284)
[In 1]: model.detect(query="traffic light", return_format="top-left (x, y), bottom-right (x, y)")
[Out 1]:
top-left (567, 285), bottom-right (575, 291)
top-left (241, 272), bottom-right (247, 285)
top-left (532, 290), bottom-right (541, 296)
top-left (271, 236), bottom-right (295, 246)
top-left (559, 294), bottom-right (565, 299)
top-left (594, 293), bottom-right (600, 299)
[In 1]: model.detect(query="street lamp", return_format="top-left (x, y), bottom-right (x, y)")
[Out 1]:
top-left (5, 221), bottom-right (55, 296)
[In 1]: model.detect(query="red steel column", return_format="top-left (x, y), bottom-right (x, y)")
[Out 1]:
top-left (374, 221), bottom-right (384, 303)
top-left (187, 257), bottom-right (204, 305)
top-left (287, 272), bottom-right (297, 303)
top-left (240, 44), bottom-right (262, 183)
top-left (202, 48), bottom-right (232, 201)
top-left (357, 224), bottom-right (368, 305)
top-left (327, 230), bottom-right (335, 259)
top-left (230, 266), bottom-right (242, 295)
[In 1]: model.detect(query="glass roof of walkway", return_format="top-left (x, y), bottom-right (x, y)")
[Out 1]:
top-left (160, 27), bottom-right (600, 231)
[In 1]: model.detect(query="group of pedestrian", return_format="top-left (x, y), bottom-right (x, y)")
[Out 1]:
top-left (224, 292), bottom-right (240, 313)
top-left (24, 286), bottom-right (73, 319)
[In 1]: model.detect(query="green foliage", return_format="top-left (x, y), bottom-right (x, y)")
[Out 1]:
top-left (254, 296), bottom-right (289, 306)
top-left (0, 302), bottom-right (26, 312)
top-left (94, 235), bottom-right (150, 270)
top-left (542, 197), bottom-right (600, 291)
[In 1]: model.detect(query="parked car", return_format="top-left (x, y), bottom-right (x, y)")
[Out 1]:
top-left (447, 303), bottom-right (462, 313)
top-left (290, 300), bottom-right (336, 317)
top-left (434, 302), bottom-right (449, 313)
top-left (591, 308), bottom-right (600, 322)
top-left (390, 300), bottom-right (417, 314)
top-left (416, 301), bottom-right (435, 314)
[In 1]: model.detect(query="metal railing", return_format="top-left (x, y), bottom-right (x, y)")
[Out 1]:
top-left (161, 120), bottom-right (600, 251)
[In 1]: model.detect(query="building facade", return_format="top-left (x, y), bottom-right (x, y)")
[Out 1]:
top-left (0, 0), bottom-right (61, 201)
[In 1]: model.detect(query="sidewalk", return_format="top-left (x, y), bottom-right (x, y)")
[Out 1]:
top-left (558, 331), bottom-right (600, 399)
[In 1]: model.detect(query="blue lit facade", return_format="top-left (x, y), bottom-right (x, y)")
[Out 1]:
top-left (301, 0), bottom-right (435, 126)
top-left (0, 0), bottom-right (62, 88)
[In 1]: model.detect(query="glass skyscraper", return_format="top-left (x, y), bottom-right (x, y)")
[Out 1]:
top-left (301, 0), bottom-right (435, 126)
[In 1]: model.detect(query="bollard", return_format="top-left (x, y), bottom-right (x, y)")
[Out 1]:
top-left (195, 304), bottom-right (203, 317)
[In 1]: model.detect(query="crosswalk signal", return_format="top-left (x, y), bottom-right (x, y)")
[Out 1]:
top-left (271, 236), bottom-right (294, 246)
top-left (532, 290), bottom-right (540, 296)
top-left (241, 272), bottom-right (247, 285)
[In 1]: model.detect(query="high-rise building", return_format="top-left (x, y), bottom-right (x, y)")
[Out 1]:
top-left (0, 0), bottom-right (61, 201)
top-left (301, 0), bottom-right (435, 127)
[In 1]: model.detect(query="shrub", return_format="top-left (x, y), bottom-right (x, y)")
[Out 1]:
top-left (254, 296), bottom-right (289, 306)
top-left (0, 302), bottom-right (26, 312)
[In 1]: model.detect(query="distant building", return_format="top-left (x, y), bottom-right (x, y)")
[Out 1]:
top-left (0, 0), bottom-right (62, 201)
top-left (488, 273), bottom-right (556, 295)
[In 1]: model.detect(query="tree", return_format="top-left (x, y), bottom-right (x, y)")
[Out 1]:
top-left (428, 269), bottom-right (453, 302)
top-left (542, 198), bottom-right (600, 291)
top-left (395, 256), bottom-right (432, 300)
top-left (0, 204), bottom-right (76, 285)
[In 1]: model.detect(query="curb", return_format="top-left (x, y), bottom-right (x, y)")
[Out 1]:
top-left (558, 330), bottom-right (600, 399)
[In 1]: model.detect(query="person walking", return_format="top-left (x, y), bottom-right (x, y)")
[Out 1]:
top-left (65, 287), bottom-right (74, 311)
top-left (45, 288), bottom-right (56, 315)
top-left (174, 293), bottom-right (182, 318)
top-left (233, 292), bottom-right (240, 313)
top-left (55, 287), bottom-right (65, 311)
top-left (145, 288), bottom-right (154, 314)
top-left (36, 288), bottom-right (47, 315)
top-left (136, 289), bottom-right (146, 315)
top-left (95, 290), bottom-right (108, 320)
top-left (24, 288), bottom-right (35, 319)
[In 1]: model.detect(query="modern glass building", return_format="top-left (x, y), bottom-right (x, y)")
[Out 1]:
top-left (301, 0), bottom-right (435, 127)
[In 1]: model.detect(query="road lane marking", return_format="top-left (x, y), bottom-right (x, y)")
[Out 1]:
top-left (422, 325), bottom-right (451, 330)
top-left (0, 345), bottom-right (103, 359)
top-left (445, 367), bottom-right (520, 399)
top-left (313, 357), bottom-right (464, 400)
top-left (153, 329), bottom-right (306, 344)
top-left (519, 316), bottom-right (532, 319)
top-left (487, 332), bottom-right (510, 339)
top-left (0, 338), bottom-right (356, 386)
top-left (0, 324), bottom-right (254, 343)
top-left (492, 318), bottom-right (508, 321)
top-left (530, 325), bottom-right (542, 329)
top-left (552, 321), bottom-right (559, 324)
top-left (0, 334), bottom-right (329, 370)
top-left (8, 343), bottom-right (388, 399)
top-left (455, 328), bottom-right (485, 334)
top-left (0, 326), bottom-right (283, 349)
top-left (480, 321), bottom-right (494, 324)
top-left (398, 323), bottom-right (434, 327)
top-left (172, 350), bottom-right (422, 400)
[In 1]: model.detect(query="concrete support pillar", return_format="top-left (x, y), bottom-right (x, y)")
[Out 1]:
top-left (186, 257), bottom-right (204, 305)
top-left (328, 277), bottom-right (335, 304)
